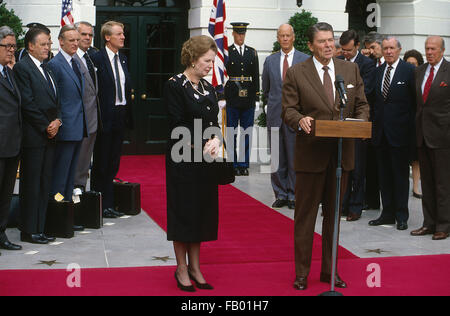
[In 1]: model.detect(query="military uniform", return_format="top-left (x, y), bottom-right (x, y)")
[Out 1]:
top-left (225, 22), bottom-right (260, 175)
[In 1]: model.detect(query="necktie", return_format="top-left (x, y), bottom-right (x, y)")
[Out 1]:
top-left (239, 46), bottom-right (243, 56)
top-left (422, 66), bottom-right (435, 103)
top-left (378, 59), bottom-right (382, 67)
top-left (114, 54), bottom-right (123, 102)
top-left (40, 64), bottom-right (55, 98)
top-left (322, 66), bottom-right (334, 107)
top-left (2, 67), bottom-right (13, 90)
top-left (382, 65), bottom-right (393, 101)
top-left (84, 53), bottom-right (96, 88)
top-left (282, 54), bottom-right (289, 81)
top-left (71, 58), bottom-right (82, 86)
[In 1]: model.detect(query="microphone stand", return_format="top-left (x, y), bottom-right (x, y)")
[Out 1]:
top-left (319, 84), bottom-right (347, 297)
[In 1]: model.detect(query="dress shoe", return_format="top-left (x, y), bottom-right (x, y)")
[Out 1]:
top-left (20, 232), bottom-right (48, 244)
top-left (175, 271), bottom-right (196, 292)
top-left (103, 208), bottom-right (117, 219)
top-left (293, 276), bottom-right (308, 290)
top-left (413, 191), bottom-right (422, 199)
top-left (287, 200), bottom-right (295, 210)
top-left (73, 225), bottom-right (84, 232)
top-left (108, 208), bottom-right (125, 217)
top-left (39, 234), bottom-right (56, 242)
top-left (234, 168), bottom-right (241, 176)
top-left (272, 199), bottom-right (288, 209)
top-left (346, 213), bottom-right (361, 222)
top-left (240, 168), bottom-right (249, 176)
top-left (320, 273), bottom-right (347, 288)
top-left (188, 270), bottom-right (214, 290)
top-left (0, 240), bottom-right (22, 251)
top-left (368, 217), bottom-right (395, 226)
top-left (411, 227), bottom-right (435, 236)
top-left (432, 232), bottom-right (449, 240)
top-left (396, 222), bottom-right (408, 231)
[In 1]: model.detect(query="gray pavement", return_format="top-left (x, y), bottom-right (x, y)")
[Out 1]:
top-left (0, 163), bottom-right (449, 271)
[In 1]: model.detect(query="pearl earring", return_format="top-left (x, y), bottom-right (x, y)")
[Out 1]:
top-left (192, 64), bottom-right (195, 68)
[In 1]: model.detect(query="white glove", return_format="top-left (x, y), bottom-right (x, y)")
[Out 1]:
top-left (203, 137), bottom-right (221, 159)
top-left (218, 100), bottom-right (226, 110)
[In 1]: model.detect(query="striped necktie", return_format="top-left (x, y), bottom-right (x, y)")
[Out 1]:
top-left (382, 65), bottom-right (393, 100)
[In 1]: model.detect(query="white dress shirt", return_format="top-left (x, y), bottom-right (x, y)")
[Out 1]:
top-left (381, 58), bottom-right (400, 94)
top-left (106, 46), bottom-right (126, 106)
top-left (421, 57), bottom-right (444, 94)
top-left (76, 48), bottom-right (88, 69)
top-left (313, 56), bottom-right (336, 100)
top-left (347, 50), bottom-right (359, 63)
top-left (280, 48), bottom-right (295, 80)
top-left (235, 44), bottom-right (246, 56)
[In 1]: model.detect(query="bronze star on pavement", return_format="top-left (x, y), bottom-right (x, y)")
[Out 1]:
top-left (37, 260), bottom-right (62, 267)
top-left (365, 249), bottom-right (389, 254)
top-left (152, 256), bottom-right (173, 262)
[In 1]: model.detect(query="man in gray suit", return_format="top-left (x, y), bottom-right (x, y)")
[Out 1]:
top-left (0, 26), bottom-right (22, 251)
top-left (262, 24), bottom-right (309, 209)
top-left (73, 21), bottom-right (100, 194)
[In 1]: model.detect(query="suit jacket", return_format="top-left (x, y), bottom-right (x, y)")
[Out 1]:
top-left (73, 53), bottom-right (99, 135)
top-left (0, 66), bottom-right (21, 157)
top-left (225, 44), bottom-right (260, 109)
top-left (91, 48), bottom-right (133, 133)
top-left (262, 49), bottom-right (309, 128)
top-left (13, 54), bottom-right (59, 148)
top-left (372, 59), bottom-right (416, 147)
top-left (416, 58), bottom-right (450, 149)
top-left (282, 57), bottom-right (369, 173)
top-left (47, 52), bottom-right (87, 141)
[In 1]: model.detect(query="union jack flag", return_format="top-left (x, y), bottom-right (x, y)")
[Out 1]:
top-left (61, 0), bottom-right (74, 27)
top-left (208, 0), bottom-right (229, 93)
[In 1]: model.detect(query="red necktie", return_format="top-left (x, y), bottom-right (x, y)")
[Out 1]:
top-left (282, 54), bottom-right (289, 81)
top-left (422, 66), bottom-right (434, 103)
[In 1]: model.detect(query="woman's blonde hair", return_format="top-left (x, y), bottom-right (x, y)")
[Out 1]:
top-left (181, 35), bottom-right (217, 67)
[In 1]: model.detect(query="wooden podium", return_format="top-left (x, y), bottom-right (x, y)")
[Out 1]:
top-left (311, 120), bottom-right (372, 139)
top-left (312, 119), bottom-right (372, 296)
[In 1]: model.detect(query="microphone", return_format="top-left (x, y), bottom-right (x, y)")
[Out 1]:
top-left (334, 75), bottom-right (348, 107)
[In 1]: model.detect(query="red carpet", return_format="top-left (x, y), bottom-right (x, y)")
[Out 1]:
top-left (1, 155), bottom-right (449, 296)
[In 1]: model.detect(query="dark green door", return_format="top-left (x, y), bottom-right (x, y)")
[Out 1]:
top-left (95, 9), bottom-right (188, 154)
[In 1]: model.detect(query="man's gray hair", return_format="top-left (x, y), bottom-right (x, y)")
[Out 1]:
top-left (75, 21), bottom-right (94, 30)
top-left (58, 25), bottom-right (78, 39)
top-left (382, 36), bottom-right (402, 49)
top-left (0, 26), bottom-right (16, 42)
top-left (364, 31), bottom-right (383, 46)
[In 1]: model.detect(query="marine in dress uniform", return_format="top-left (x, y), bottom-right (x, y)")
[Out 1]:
top-left (225, 22), bottom-right (260, 176)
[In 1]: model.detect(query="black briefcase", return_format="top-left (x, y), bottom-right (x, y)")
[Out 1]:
top-left (7, 194), bottom-right (20, 228)
top-left (113, 179), bottom-right (141, 215)
top-left (45, 200), bottom-right (74, 239)
top-left (74, 191), bottom-right (103, 229)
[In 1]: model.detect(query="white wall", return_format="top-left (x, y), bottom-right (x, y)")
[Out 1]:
top-left (4, 0), bottom-right (96, 51)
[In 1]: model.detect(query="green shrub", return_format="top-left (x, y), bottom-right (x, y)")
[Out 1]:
top-left (0, 3), bottom-right (25, 47)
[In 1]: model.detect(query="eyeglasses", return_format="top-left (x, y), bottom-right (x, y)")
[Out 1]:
top-left (0, 44), bottom-right (17, 51)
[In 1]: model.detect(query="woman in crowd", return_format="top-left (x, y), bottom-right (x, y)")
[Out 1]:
top-left (164, 35), bottom-right (221, 292)
top-left (404, 49), bottom-right (424, 199)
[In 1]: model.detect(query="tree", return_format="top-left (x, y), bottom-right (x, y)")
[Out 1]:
top-left (0, 3), bottom-right (25, 47)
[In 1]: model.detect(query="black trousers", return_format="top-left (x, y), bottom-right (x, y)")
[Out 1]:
top-left (376, 138), bottom-right (410, 223)
top-left (19, 145), bottom-right (55, 234)
top-left (91, 106), bottom-right (126, 210)
top-left (0, 155), bottom-right (19, 236)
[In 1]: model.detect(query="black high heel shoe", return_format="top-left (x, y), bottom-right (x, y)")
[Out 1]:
top-left (188, 270), bottom-right (214, 290)
top-left (174, 271), bottom-right (196, 292)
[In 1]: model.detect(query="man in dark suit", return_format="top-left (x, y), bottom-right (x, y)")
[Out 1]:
top-left (339, 30), bottom-right (376, 221)
top-left (262, 24), bottom-right (308, 209)
top-left (14, 27), bottom-right (61, 244)
top-left (411, 36), bottom-right (450, 240)
top-left (368, 36), bottom-right (416, 231)
top-left (0, 26), bottom-right (22, 251)
top-left (47, 25), bottom-right (87, 207)
top-left (91, 21), bottom-right (133, 219)
top-left (282, 22), bottom-right (369, 290)
top-left (73, 21), bottom-right (100, 194)
top-left (225, 22), bottom-right (260, 176)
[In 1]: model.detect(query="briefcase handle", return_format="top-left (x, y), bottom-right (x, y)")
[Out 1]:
top-left (114, 178), bottom-right (129, 184)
